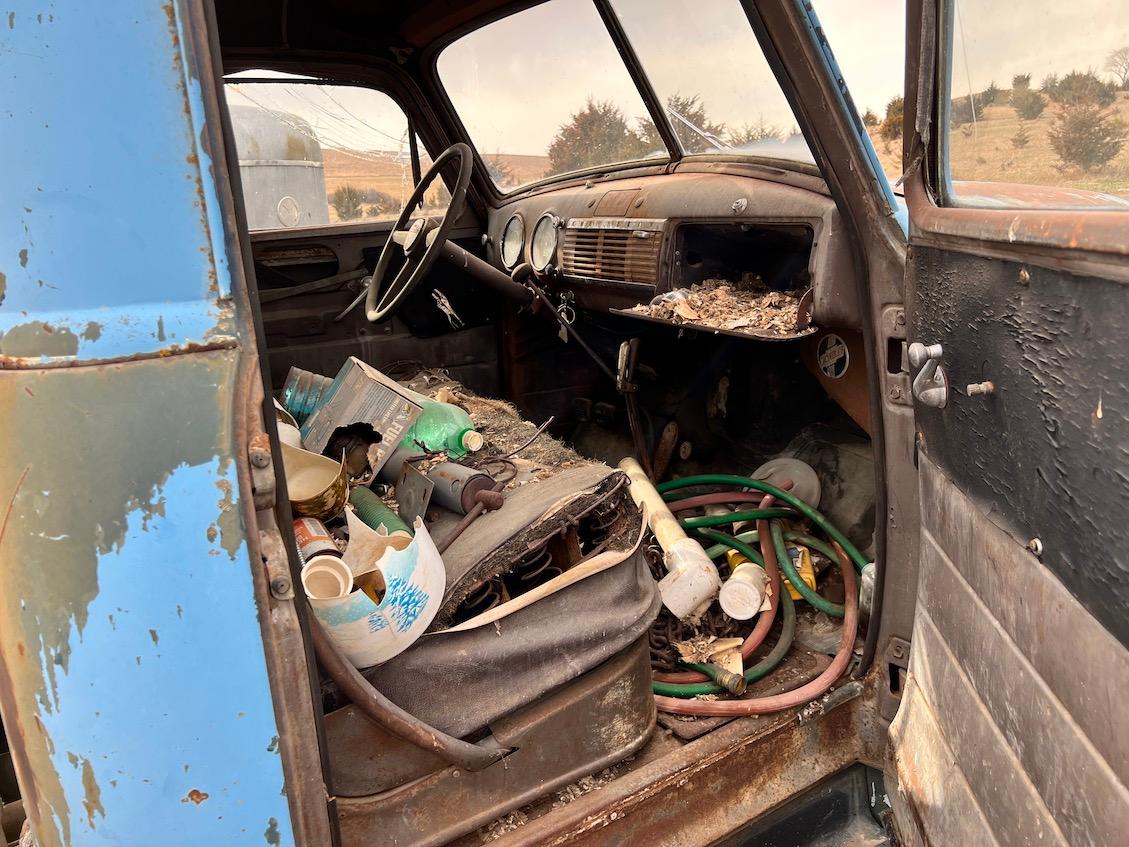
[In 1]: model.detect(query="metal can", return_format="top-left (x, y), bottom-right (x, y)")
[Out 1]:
top-left (293, 517), bottom-right (341, 564)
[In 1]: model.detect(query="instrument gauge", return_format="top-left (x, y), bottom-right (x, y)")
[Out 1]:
top-left (500, 213), bottom-right (524, 269)
top-left (530, 213), bottom-right (560, 271)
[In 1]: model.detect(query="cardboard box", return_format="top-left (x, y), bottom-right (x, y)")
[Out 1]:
top-left (300, 357), bottom-right (423, 474)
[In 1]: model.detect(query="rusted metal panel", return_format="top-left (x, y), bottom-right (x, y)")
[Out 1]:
top-left (887, 675), bottom-right (999, 847)
top-left (0, 1), bottom-right (330, 844)
top-left (919, 458), bottom-right (1129, 779)
top-left (890, 455), bottom-right (1129, 847)
top-left (906, 177), bottom-right (1129, 263)
top-left (466, 689), bottom-right (875, 847)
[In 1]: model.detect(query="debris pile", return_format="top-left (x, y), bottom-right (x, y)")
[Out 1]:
top-left (628, 277), bottom-right (809, 336)
top-left (277, 359), bottom-right (612, 668)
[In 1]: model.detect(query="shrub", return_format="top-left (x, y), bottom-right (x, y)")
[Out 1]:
top-left (861, 108), bottom-right (879, 128)
top-left (1011, 88), bottom-right (1047, 120)
top-left (880, 96), bottom-right (904, 141)
top-left (982, 81), bottom-right (1001, 105)
top-left (950, 94), bottom-right (984, 126)
top-left (1049, 104), bottom-right (1126, 171)
top-left (1011, 125), bottom-right (1032, 149)
top-left (1048, 70), bottom-right (1117, 108)
top-left (361, 189), bottom-right (395, 215)
top-left (547, 99), bottom-right (646, 175)
top-left (1012, 73), bottom-right (1031, 90)
top-left (728, 118), bottom-right (783, 146)
top-left (1040, 73), bottom-right (1060, 95)
top-left (331, 185), bottom-right (364, 221)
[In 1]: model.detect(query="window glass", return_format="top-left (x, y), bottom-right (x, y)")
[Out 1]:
top-left (945, 0), bottom-right (1129, 208)
top-left (437, 0), bottom-right (667, 193)
top-left (807, 0), bottom-right (906, 187)
top-left (610, 0), bottom-right (810, 163)
top-left (225, 78), bottom-right (445, 229)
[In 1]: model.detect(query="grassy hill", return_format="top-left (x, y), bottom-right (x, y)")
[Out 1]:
top-left (867, 90), bottom-right (1129, 199)
top-left (319, 91), bottom-right (1129, 222)
top-left (319, 148), bottom-right (552, 221)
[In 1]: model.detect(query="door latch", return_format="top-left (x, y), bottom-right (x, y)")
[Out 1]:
top-left (908, 342), bottom-right (948, 408)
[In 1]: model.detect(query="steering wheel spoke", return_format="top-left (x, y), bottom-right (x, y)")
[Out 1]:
top-left (364, 143), bottom-right (473, 323)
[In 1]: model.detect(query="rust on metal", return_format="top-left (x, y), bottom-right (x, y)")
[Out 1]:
top-left (182, 789), bottom-right (210, 805)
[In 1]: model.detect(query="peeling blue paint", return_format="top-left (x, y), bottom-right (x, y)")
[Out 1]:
top-left (0, 0), bottom-right (236, 362)
top-left (39, 460), bottom-right (293, 845)
top-left (0, 1), bottom-right (302, 844)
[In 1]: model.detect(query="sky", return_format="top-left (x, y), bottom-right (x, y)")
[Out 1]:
top-left (439, 0), bottom-right (908, 157)
top-left (226, 0), bottom-right (1129, 161)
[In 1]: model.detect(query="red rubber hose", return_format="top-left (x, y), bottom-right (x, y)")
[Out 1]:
top-left (654, 540), bottom-right (858, 716)
top-left (666, 491), bottom-right (772, 512)
top-left (652, 496), bottom-right (781, 685)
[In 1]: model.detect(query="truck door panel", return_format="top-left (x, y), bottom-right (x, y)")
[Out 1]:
top-left (0, 1), bottom-right (332, 843)
top-left (892, 1), bottom-right (1129, 843)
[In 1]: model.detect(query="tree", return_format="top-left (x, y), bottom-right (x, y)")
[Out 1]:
top-left (950, 94), bottom-right (983, 126)
top-left (880, 95), bottom-right (904, 142)
top-left (1049, 103), bottom-right (1126, 171)
top-left (638, 93), bottom-right (727, 154)
top-left (1105, 46), bottom-right (1129, 89)
top-left (1048, 70), bottom-right (1117, 108)
top-left (1012, 73), bottom-right (1031, 91)
top-left (982, 81), bottom-right (1001, 105)
top-left (547, 99), bottom-right (646, 175)
top-left (1011, 88), bottom-right (1046, 120)
top-left (727, 117), bottom-right (784, 146)
top-left (484, 156), bottom-right (516, 189)
top-left (1011, 124), bottom-right (1032, 149)
top-left (331, 184), bottom-right (364, 221)
top-left (861, 108), bottom-right (879, 128)
top-left (1040, 73), bottom-right (1060, 96)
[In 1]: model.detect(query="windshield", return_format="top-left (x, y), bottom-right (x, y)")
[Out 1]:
top-left (437, 0), bottom-right (667, 193)
top-left (609, 0), bottom-right (810, 162)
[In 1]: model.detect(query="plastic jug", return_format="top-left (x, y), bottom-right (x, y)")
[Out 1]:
top-left (398, 396), bottom-right (483, 457)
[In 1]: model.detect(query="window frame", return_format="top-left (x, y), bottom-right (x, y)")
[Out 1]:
top-left (934, 0), bottom-right (1129, 213)
top-left (905, 0), bottom-right (1129, 270)
top-left (427, 0), bottom-right (686, 200)
top-left (223, 69), bottom-right (448, 238)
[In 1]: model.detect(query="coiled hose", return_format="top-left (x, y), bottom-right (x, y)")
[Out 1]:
top-left (657, 474), bottom-right (870, 573)
top-left (653, 541), bottom-right (858, 716)
top-left (651, 497), bottom-right (782, 686)
top-left (650, 479), bottom-right (862, 712)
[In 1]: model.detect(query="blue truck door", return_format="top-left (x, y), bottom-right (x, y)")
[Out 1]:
top-left (0, 2), bottom-right (331, 845)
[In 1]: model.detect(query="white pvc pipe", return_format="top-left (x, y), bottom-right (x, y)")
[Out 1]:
top-left (619, 457), bottom-right (721, 620)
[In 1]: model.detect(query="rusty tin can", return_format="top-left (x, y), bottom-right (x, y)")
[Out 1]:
top-left (293, 517), bottom-right (341, 564)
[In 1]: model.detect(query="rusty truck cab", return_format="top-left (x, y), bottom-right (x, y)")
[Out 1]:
top-left (2, 2), bottom-right (1128, 846)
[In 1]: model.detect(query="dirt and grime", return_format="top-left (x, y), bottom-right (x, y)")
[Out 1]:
top-left (628, 277), bottom-right (808, 336)
top-left (403, 372), bottom-right (588, 478)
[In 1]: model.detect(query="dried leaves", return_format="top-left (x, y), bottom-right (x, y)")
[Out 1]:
top-left (629, 277), bottom-right (808, 337)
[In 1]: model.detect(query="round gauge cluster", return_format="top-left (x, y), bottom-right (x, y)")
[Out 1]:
top-left (500, 214), bottom-right (524, 269)
top-left (499, 211), bottom-right (560, 272)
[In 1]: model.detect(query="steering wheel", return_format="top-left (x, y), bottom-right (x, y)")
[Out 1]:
top-left (364, 142), bottom-right (473, 322)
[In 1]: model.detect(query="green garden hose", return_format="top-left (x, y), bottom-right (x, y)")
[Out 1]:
top-left (701, 530), bottom-right (839, 566)
top-left (658, 474), bottom-right (869, 572)
top-left (678, 508), bottom-right (796, 530)
top-left (692, 528), bottom-right (765, 568)
top-left (770, 521), bottom-right (844, 617)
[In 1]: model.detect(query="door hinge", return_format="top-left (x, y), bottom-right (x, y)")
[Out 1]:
top-left (248, 432), bottom-right (276, 511)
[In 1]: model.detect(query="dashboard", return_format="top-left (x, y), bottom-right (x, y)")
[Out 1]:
top-left (485, 165), bottom-right (862, 330)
